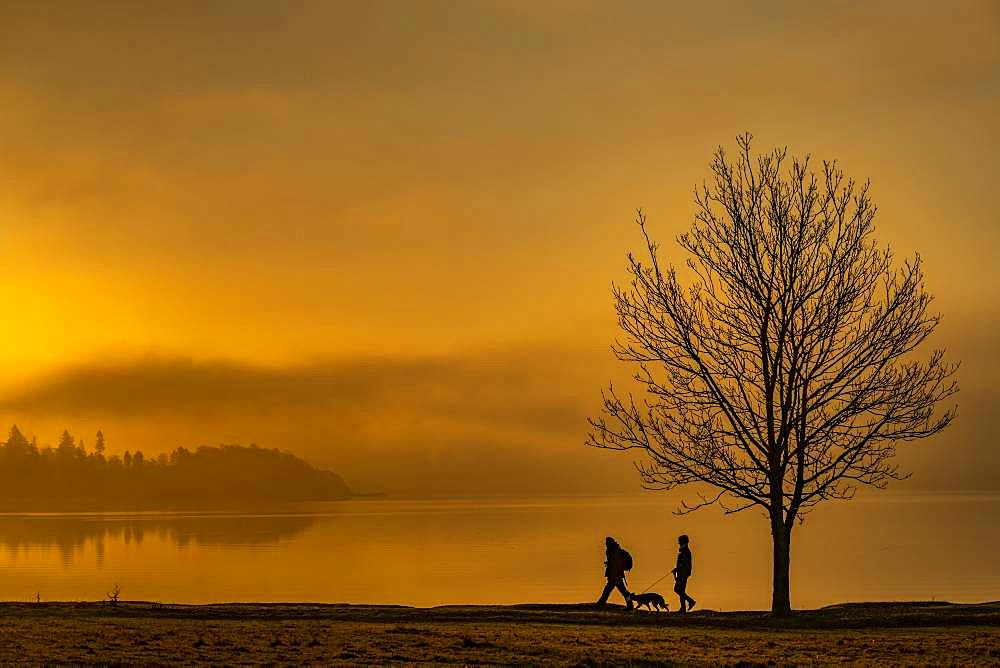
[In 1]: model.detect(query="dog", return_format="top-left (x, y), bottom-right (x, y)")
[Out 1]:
top-left (628, 592), bottom-right (669, 612)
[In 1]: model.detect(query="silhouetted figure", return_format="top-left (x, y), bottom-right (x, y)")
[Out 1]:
top-left (596, 536), bottom-right (633, 609)
top-left (671, 534), bottom-right (696, 613)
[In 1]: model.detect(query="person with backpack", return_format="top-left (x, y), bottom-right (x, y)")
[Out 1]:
top-left (596, 536), bottom-right (634, 609)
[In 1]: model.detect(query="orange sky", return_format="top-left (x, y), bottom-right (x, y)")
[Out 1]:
top-left (0, 1), bottom-right (997, 495)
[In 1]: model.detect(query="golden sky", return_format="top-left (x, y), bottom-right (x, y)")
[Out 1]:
top-left (0, 1), bottom-right (997, 495)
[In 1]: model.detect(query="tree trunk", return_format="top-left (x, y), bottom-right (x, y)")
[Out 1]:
top-left (770, 516), bottom-right (792, 616)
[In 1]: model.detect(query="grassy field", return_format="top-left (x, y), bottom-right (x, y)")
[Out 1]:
top-left (0, 601), bottom-right (997, 665)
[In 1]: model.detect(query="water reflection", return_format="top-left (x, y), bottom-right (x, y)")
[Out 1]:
top-left (0, 495), bottom-right (996, 608)
top-left (0, 513), bottom-right (315, 568)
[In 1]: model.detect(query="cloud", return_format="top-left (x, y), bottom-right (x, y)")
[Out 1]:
top-left (0, 351), bottom-right (591, 433)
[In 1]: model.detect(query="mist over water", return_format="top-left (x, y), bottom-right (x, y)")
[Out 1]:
top-left (0, 494), bottom-right (995, 610)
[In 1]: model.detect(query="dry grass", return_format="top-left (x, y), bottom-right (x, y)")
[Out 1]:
top-left (0, 602), bottom-right (996, 665)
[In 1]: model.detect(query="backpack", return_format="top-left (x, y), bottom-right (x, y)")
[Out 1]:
top-left (621, 549), bottom-right (633, 571)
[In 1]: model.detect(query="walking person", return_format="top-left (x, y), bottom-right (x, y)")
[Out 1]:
top-left (671, 534), bottom-right (696, 613)
top-left (596, 536), bottom-right (634, 609)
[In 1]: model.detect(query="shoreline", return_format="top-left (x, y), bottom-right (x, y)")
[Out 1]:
top-left (0, 601), bottom-right (996, 664)
top-left (3, 599), bottom-right (998, 628)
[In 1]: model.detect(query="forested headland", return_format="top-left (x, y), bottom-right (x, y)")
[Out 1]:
top-left (0, 425), bottom-right (352, 510)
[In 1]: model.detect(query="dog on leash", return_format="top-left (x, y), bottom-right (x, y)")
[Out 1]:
top-left (628, 592), bottom-right (669, 611)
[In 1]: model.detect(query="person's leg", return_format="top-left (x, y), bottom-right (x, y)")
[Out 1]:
top-left (685, 587), bottom-right (696, 611)
top-left (674, 577), bottom-right (688, 613)
top-left (613, 578), bottom-right (633, 609)
top-left (596, 579), bottom-right (615, 605)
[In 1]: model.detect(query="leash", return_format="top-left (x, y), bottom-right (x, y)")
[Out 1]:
top-left (637, 571), bottom-right (673, 594)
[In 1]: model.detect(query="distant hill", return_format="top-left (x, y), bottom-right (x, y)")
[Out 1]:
top-left (0, 425), bottom-right (352, 511)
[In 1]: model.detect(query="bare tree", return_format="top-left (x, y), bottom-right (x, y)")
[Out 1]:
top-left (587, 135), bottom-right (958, 615)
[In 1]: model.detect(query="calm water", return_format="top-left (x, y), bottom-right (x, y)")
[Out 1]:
top-left (0, 494), bottom-right (996, 610)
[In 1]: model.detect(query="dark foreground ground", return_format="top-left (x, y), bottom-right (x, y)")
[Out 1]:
top-left (0, 601), bottom-right (997, 665)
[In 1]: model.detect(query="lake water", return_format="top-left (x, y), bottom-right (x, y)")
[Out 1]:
top-left (0, 494), bottom-right (996, 610)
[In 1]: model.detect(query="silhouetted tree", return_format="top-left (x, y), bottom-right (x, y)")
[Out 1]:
top-left (7, 425), bottom-right (28, 449)
top-left (122, 451), bottom-right (132, 469)
top-left (57, 430), bottom-right (75, 456)
top-left (95, 430), bottom-right (105, 456)
top-left (132, 450), bottom-right (144, 468)
top-left (588, 135), bottom-right (958, 615)
top-left (170, 446), bottom-right (191, 465)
